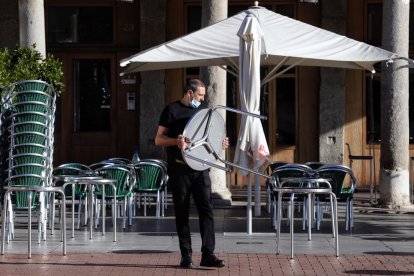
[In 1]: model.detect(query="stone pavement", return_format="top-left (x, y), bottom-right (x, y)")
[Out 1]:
top-left (0, 192), bottom-right (413, 275)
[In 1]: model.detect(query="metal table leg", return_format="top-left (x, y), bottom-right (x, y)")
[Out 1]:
top-left (89, 183), bottom-right (93, 240)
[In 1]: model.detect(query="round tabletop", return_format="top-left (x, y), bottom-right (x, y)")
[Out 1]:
top-left (182, 108), bottom-right (226, 171)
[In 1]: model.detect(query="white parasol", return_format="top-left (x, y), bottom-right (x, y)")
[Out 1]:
top-left (235, 9), bottom-right (270, 233)
top-left (235, 10), bottom-right (269, 175)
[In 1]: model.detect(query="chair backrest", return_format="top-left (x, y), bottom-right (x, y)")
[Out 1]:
top-left (304, 161), bottom-right (326, 170)
top-left (53, 163), bottom-right (92, 195)
top-left (133, 161), bottom-right (166, 192)
top-left (271, 163), bottom-right (313, 188)
top-left (54, 162), bottom-right (92, 172)
top-left (315, 164), bottom-right (357, 199)
top-left (107, 157), bottom-right (132, 164)
top-left (95, 163), bottom-right (136, 197)
top-left (139, 158), bottom-right (167, 167)
top-left (138, 159), bottom-right (168, 183)
top-left (89, 160), bottom-right (117, 170)
top-left (267, 161), bottom-right (289, 174)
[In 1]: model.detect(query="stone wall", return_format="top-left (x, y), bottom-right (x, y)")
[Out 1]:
top-left (319, 0), bottom-right (347, 164)
top-left (139, 0), bottom-right (166, 159)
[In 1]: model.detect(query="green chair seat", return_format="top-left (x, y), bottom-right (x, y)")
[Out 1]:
top-left (13, 144), bottom-right (48, 155)
top-left (10, 154), bottom-right (47, 166)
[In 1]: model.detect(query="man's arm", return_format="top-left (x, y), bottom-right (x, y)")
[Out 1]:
top-left (155, 125), bottom-right (188, 149)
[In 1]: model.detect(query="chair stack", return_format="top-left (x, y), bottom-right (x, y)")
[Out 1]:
top-left (0, 80), bottom-right (66, 258)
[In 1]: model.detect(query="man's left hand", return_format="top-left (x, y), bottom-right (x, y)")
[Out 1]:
top-left (222, 137), bottom-right (229, 150)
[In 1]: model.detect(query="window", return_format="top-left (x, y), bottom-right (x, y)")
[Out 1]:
top-left (411, 3), bottom-right (414, 48)
top-left (227, 73), bottom-right (238, 145)
top-left (74, 59), bottom-right (111, 132)
top-left (186, 5), bottom-right (201, 33)
top-left (276, 4), bottom-right (295, 18)
top-left (366, 75), bottom-right (381, 143)
top-left (275, 78), bottom-right (296, 145)
top-left (366, 3), bottom-right (382, 46)
top-left (47, 7), bottom-right (113, 44)
top-left (410, 71), bottom-right (414, 144)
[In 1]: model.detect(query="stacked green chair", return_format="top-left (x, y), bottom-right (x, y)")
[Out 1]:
top-left (94, 163), bottom-right (136, 229)
top-left (0, 80), bottom-right (65, 258)
top-left (133, 161), bottom-right (167, 218)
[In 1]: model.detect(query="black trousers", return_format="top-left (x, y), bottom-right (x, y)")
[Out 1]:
top-left (170, 168), bottom-right (215, 256)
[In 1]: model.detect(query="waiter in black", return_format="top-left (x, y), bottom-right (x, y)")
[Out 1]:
top-left (155, 78), bottom-right (227, 268)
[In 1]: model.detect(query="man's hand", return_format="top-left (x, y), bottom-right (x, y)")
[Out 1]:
top-left (177, 134), bottom-right (190, 150)
top-left (222, 137), bottom-right (229, 150)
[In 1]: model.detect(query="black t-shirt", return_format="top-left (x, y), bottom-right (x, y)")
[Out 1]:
top-left (158, 100), bottom-right (200, 167)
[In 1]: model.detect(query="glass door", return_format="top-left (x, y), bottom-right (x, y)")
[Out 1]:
top-left (59, 53), bottom-right (117, 165)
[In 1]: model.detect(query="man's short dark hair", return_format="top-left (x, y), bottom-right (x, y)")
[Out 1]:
top-left (183, 78), bottom-right (205, 95)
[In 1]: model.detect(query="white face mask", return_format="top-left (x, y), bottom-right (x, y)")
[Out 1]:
top-left (190, 98), bottom-right (201, 108)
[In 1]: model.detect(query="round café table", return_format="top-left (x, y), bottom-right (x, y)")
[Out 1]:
top-left (274, 180), bottom-right (338, 259)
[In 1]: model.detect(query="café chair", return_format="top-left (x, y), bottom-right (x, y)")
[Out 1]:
top-left (270, 163), bottom-right (313, 229)
top-left (315, 164), bottom-right (357, 231)
top-left (265, 161), bottom-right (289, 213)
top-left (94, 163), bottom-right (136, 229)
top-left (133, 161), bottom-right (167, 218)
top-left (137, 159), bottom-right (169, 212)
top-left (52, 163), bottom-right (92, 230)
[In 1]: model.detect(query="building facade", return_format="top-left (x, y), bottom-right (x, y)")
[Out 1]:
top-left (1, 0), bottom-right (412, 190)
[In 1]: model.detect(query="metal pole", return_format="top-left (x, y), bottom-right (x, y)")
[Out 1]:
top-left (28, 191), bottom-right (32, 259)
top-left (290, 193), bottom-right (294, 259)
top-left (72, 183), bottom-right (75, 238)
top-left (254, 174), bottom-right (261, 216)
top-left (1, 192), bottom-right (8, 255)
top-left (247, 174), bottom-right (252, 235)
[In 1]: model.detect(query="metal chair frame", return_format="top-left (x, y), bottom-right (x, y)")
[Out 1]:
top-left (315, 164), bottom-right (357, 231)
top-left (133, 161), bottom-right (167, 218)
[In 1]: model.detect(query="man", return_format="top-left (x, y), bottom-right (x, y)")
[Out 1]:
top-left (155, 78), bottom-right (227, 268)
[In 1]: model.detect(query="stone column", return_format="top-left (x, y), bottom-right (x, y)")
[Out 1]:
top-left (319, 0), bottom-right (346, 164)
top-left (19, 0), bottom-right (46, 56)
top-left (139, 0), bottom-right (166, 159)
top-left (379, 0), bottom-right (411, 209)
top-left (200, 0), bottom-right (232, 205)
